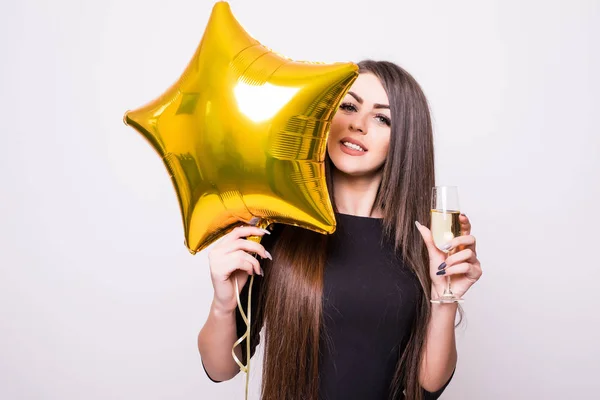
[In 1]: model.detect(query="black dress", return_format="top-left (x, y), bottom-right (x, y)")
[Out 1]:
top-left (202, 212), bottom-right (453, 399)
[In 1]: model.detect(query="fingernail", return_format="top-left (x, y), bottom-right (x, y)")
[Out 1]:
top-left (438, 262), bottom-right (447, 271)
top-left (261, 229), bottom-right (271, 235)
top-left (460, 213), bottom-right (467, 217)
top-left (265, 251), bottom-right (272, 260)
top-left (442, 243), bottom-right (453, 251)
top-left (436, 270), bottom-right (446, 276)
top-left (260, 267), bottom-right (264, 276)
top-left (415, 221), bottom-right (422, 228)
top-left (249, 217), bottom-right (260, 225)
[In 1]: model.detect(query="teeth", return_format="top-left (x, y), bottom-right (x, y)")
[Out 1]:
top-left (342, 141), bottom-right (365, 152)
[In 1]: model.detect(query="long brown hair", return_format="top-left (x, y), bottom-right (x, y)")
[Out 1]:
top-left (256, 60), bottom-right (436, 400)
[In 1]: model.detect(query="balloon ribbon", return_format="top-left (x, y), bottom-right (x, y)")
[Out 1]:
top-left (232, 219), bottom-right (270, 400)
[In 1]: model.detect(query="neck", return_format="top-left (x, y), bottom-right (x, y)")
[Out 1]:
top-left (332, 168), bottom-right (384, 218)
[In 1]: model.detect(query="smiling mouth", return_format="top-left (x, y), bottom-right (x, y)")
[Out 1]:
top-left (341, 141), bottom-right (366, 152)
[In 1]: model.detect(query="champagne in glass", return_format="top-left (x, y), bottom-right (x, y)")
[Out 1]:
top-left (430, 186), bottom-right (464, 304)
top-left (431, 210), bottom-right (461, 251)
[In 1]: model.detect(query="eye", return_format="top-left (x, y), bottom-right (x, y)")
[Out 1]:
top-left (375, 114), bottom-right (391, 126)
top-left (339, 102), bottom-right (357, 112)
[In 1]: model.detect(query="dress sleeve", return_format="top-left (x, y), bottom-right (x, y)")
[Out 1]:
top-left (202, 224), bottom-right (280, 383)
top-left (422, 368), bottom-right (455, 400)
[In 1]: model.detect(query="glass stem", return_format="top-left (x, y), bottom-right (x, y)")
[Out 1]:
top-left (443, 276), bottom-right (453, 297)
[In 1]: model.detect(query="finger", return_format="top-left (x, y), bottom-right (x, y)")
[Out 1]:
top-left (467, 261), bottom-right (482, 280)
top-left (228, 239), bottom-right (272, 260)
top-left (237, 251), bottom-right (262, 276)
top-left (212, 252), bottom-right (253, 282)
top-left (437, 262), bottom-right (471, 277)
top-left (460, 213), bottom-right (471, 236)
top-left (222, 251), bottom-right (261, 277)
top-left (211, 235), bottom-right (227, 247)
top-left (444, 248), bottom-right (476, 267)
top-left (446, 235), bottom-right (476, 254)
top-left (415, 221), bottom-right (439, 255)
top-left (447, 260), bottom-right (483, 281)
top-left (223, 225), bottom-right (271, 244)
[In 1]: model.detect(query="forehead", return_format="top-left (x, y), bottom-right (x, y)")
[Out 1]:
top-left (348, 73), bottom-right (389, 105)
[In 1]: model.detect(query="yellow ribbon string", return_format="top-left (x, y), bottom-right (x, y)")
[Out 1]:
top-left (233, 273), bottom-right (253, 399)
top-left (231, 219), bottom-right (269, 400)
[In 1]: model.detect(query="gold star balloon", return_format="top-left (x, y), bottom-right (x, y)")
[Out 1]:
top-left (124, 1), bottom-right (358, 255)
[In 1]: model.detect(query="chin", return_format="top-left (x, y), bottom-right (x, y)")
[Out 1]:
top-left (328, 151), bottom-right (373, 177)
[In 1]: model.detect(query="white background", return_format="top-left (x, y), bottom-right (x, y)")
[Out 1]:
top-left (1, 0), bottom-right (598, 399)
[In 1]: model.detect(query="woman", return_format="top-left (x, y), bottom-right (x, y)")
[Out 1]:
top-left (198, 60), bottom-right (482, 400)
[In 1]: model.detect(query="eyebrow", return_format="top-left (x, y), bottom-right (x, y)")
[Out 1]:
top-left (348, 91), bottom-right (390, 109)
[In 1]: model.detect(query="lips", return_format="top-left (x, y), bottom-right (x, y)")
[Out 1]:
top-left (340, 137), bottom-right (367, 151)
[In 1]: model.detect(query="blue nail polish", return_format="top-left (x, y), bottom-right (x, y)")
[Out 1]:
top-left (438, 262), bottom-right (446, 270)
top-left (436, 270), bottom-right (446, 276)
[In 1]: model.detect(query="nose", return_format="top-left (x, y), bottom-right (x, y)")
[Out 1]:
top-left (349, 114), bottom-right (368, 134)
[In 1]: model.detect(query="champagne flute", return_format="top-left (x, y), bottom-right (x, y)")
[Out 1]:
top-left (430, 186), bottom-right (464, 304)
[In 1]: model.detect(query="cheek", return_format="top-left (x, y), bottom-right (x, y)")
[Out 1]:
top-left (330, 113), bottom-right (348, 135)
top-left (382, 138), bottom-right (390, 155)
top-left (372, 132), bottom-right (390, 158)
top-left (368, 138), bottom-right (390, 168)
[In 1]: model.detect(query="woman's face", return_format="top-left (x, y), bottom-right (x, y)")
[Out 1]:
top-left (327, 72), bottom-right (392, 177)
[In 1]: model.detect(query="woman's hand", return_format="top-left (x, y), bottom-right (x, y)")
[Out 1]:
top-left (415, 214), bottom-right (482, 299)
top-left (207, 226), bottom-right (272, 314)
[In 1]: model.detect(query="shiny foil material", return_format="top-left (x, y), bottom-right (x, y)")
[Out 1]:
top-left (124, 1), bottom-right (358, 254)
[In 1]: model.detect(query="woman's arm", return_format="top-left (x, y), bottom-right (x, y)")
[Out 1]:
top-left (415, 215), bottom-right (482, 393)
top-left (197, 225), bottom-right (271, 382)
top-left (418, 301), bottom-right (458, 392)
top-left (198, 298), bottom-right (244, 382)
